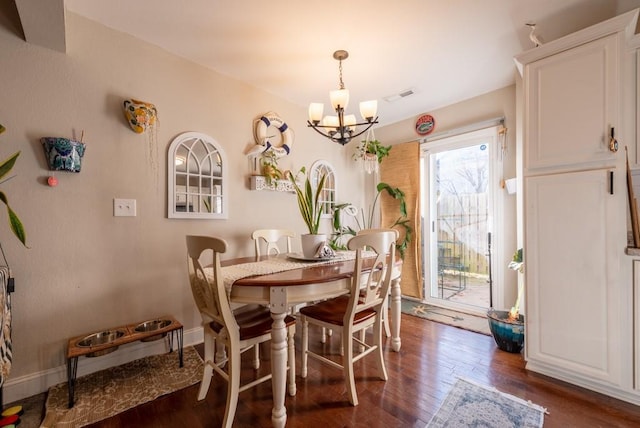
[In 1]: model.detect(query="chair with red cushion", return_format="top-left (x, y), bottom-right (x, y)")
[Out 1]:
top-left (186, 235), bottom-right (296, 428)
top-left (299, 230), bottom-right (396, 406)
top-left (356, 228), bottom-right (399, 338)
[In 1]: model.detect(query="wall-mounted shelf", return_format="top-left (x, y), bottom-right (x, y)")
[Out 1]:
top-left (249, 176), bottom-right (294, 192)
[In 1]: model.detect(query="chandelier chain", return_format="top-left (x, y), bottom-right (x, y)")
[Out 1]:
top-left (338, 58), bottom-right (344, 90)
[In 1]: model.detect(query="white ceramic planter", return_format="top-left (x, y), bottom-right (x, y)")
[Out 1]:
top-left (300, 234), bottom-right (327, 258)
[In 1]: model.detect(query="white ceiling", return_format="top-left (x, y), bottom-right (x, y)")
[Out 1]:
top-left (15, 0), bottom-right (640, 127)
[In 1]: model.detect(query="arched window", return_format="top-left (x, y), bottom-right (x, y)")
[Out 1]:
top-left (310, 160), bottom-right (336, 218)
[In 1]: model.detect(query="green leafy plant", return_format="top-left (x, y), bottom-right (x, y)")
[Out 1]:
top-left (331, 182), bottom-right (412, 258)
top-left (260, 151), bottom-right (283, 185)
top-left (286, 166), bottom-right (326, 234)
top-left (353, 139), bottom-right (392, 163)
top-left (0, 124), bottom-right (27, 246)
top-left (508, 248), bottom-right (524, 320)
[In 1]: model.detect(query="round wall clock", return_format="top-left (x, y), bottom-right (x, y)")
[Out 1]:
top-left (415, 114), bottom-right (436, 136)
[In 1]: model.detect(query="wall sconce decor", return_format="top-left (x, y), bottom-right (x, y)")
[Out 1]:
top-left (307, 50), bottom-right (378, 146)
top-left (41, 137), bottom-right (86, 173)
top-left (123, 99), bottom-right (158, 134)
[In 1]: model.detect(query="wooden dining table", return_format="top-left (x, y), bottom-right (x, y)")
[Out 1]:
top-left (222, 253), bottom-right (402, 428)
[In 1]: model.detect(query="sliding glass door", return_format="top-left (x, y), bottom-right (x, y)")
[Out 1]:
top-left (421, 127), bottom-right (501, 314)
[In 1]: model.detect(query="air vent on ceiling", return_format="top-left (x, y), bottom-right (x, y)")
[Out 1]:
top-left (384, 88), bottom-right (416, 103)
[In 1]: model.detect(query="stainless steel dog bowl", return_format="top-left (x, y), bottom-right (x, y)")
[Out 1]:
top-left (134, 319), bottom-right (172, 342)
top-left (76, 330), bottom-right (125, 357)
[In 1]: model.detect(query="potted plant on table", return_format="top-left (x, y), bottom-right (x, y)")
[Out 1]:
top-left (487, 248), bottom-right (525, 353)
top-left (286, 166), bottom-right (327, 258)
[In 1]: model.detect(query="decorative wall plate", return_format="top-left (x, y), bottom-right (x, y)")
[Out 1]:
top-left (415, 113), bottom-right (435, 136)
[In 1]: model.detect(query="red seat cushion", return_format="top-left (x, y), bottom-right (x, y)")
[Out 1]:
top-left (209, 306), bottom-right (296, 340)
top-left (299, 295), bottom-right (376, 327)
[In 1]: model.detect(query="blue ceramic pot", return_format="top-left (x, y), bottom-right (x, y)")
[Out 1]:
top-left (487, 309), bottom-right (524, 353)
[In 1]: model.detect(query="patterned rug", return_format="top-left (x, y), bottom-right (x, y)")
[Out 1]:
top-left (41, 347), bottom-right (202, 427)
top-left (401, 299), bottom-right (491, 335)
top-left (427, 378), bottom-right (547, 427)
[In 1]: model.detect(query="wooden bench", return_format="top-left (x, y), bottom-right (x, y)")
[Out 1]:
top-left (66, 315), bottom-right (184, 408)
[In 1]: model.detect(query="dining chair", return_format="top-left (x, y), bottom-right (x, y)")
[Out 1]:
top-left (251, 229), bottom-right (296, 257)
top-left (186, 235), bottom-right (297, 428)
top-left (356, 228), bottom-right (399, 338)
top-left (252, 228), bottom-right (306, 320)
top-left (299, 230), bottom-right (396, 406)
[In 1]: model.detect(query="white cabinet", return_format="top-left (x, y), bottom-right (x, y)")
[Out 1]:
top-left (516, 9), bottom-right (638, 404)
top-left (525, 169), bottom-right (624, 385)
top-left (523, 34), bottom-right (619, 173)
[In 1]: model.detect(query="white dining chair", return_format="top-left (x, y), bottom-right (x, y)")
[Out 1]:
top-left (251, 229), bottom-right (296, 256)
top-left (186, 235), bottom-right (296, 428)
top-left (357, 228), bottom-right (399, 338)
top-left (299, 230), bottom-right (396, 406)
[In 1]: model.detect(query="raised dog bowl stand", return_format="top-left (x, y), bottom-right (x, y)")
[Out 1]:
top-left (65, 315), bottom-right (184, 408)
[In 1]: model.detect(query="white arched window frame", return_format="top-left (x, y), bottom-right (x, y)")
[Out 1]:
top-left (310, 160), bottom-right (336, 218)
top-left (167, 132), bottom-right (228, 219)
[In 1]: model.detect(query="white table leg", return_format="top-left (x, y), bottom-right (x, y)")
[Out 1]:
top-left (390, 277), bottom-right (402, 352)
top-left (270, 288), bottom-right (288, 428)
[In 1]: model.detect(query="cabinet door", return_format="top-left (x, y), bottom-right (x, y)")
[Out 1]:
top-left (524, 34), bottom-right (618, 173)
top-left (525, 169), bottom-right (624, 385)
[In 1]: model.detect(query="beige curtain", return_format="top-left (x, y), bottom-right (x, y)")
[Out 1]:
top-left (380, 141), bottom-right (422, 299)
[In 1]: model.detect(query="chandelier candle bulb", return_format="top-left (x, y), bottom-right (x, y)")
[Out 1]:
top-left (344, 114), bottom-right (356, 127)
top-left (360, 100), bottom-right (378, 120)
top-left (309, 103), bottom-right (324, 123)
top-left (330, 89), bottom-right (349, 109)
top-left (324, 116), bottom-right (339, 130)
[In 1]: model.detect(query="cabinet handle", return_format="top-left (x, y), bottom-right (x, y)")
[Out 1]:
top-left (609, 127), bottom-right (619, 152)
top-left (610, 170), bottom-right (614, 195)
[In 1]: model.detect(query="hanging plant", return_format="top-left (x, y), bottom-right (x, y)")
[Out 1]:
top-left (353, 139), bottom-right (392, 164)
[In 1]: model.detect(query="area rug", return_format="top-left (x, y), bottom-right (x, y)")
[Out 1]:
top-left (41, 347), bottom-right (202, 427)
top-left (427, 378), bottom-right (547, 428)
top-left (401, 299), bottom-right (491, 335)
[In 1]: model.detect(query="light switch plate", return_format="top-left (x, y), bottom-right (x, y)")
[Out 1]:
top-left (114, 198), bottom-right (136, 217)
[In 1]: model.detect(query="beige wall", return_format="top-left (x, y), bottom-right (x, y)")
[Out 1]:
top-left (374, 85), bottom-right (520, 312)
top-left (0, 11), bottom-right (367, 399)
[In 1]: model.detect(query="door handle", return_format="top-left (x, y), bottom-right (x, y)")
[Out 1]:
top-left (609, 127), bottom-right (619, 152)
top-left (610, 170), bottom-right (614, 195)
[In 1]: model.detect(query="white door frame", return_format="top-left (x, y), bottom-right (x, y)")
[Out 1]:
top-left (421, 126), bottom-right (505, 315)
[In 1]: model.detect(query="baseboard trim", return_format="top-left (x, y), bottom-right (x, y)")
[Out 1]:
top-left (2, 326), bottom-right (204, 404)
top-left (526, 361), bottom-right (640, 406)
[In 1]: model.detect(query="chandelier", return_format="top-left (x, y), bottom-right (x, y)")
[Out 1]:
top-left (307, 50), bottom-right (379, 146)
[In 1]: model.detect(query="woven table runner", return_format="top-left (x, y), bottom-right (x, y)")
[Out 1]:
top-left (220, 251), bottom-right (360, 292)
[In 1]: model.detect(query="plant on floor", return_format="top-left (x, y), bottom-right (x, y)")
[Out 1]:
top-left (331, 181), bottom-right (412, 258)
top-left (0, 124), bottom-right (26, 247)
top-left (507, 248), bottom-right (524, 320)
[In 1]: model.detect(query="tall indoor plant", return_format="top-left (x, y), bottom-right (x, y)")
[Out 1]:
top-left (332, 142), bottom-right (412, 258)
top-left (287, 166), bottom-right (327, 257)
top-left (0, 124), bottom-right (26, 247)
top-left (331, 182), bottom-right (411, 258)
top-left (487, 248), bottom-right (524, 353)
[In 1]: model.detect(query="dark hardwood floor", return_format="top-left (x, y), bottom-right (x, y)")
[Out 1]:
top-left (85, 313), bottom-right (640, 427)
